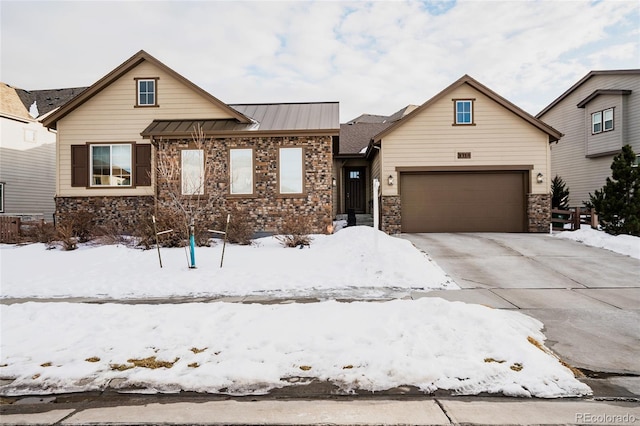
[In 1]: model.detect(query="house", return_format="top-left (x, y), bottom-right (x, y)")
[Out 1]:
top-left (41, 50), bottom-right (338, 235)
top-left (0, 83), bottom-right (85, 221)
top-left (536, 70), bottom-right (640, 208)
top-left (356, 75), bottom-right (562, 234)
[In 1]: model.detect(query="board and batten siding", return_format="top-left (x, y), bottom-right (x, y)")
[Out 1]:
top-left (379, 84), bottom-right (550, 197)
top-left (540, 73), bottom-right (640, 207)
top-left (57, 60), bottom-right (236, 197)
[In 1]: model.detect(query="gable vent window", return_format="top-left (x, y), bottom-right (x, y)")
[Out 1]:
top-left (136, 78), bottom-right (158, 107)
top-left (453, 99), bottom-right (475, 125)
top-left (592, 108), bottom-right (613, 134)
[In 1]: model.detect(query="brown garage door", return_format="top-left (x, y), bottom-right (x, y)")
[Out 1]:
top-left (400, 171), bottom-right (526, 232)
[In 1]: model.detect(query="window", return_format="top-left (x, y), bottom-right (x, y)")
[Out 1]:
top-left (279, 147), bottom-right (304, 194)
top-left (603, 108), bottom-right (614, 131)
top-left (229, 148), bottom-right (253, 195)
top-left (592, 108), bottom-right (614, 134)
top-left (90, 144), bottom-right (132, 186)
top-left (349, 171), bottom-right (360, 179)
top-left (454, 100), bottom-right (474, 125)
top-left (136, 78), bottom-right (157, 106)
top-left (181, 149), bottom-right (205, 195)
top-left (592, 111), bottom-right (602, 133)
top-left (0, 182), bottom-right (4, 213)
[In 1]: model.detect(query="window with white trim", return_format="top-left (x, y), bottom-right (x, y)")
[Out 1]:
top-left (592, 108), bottom-right (614, 134)
top-left (454, 100), bottom-right (473, 125)
top-left (181, 149), bottom-right (205, 195)
top-left (137, 79), bottom-right (156, 106)
top-left (90, 144), bottom-right (132, 186)
top-left (279, 147), bottom-right (304, 194)
top-left (229, 148), bottom-right (253, 195)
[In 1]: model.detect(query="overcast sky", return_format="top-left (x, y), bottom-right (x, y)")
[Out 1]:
top-left (1, 0), bottom-right (638, 122)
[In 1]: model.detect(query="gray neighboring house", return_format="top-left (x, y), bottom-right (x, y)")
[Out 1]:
top-left (537, 70), bottom-right (640, 208)
top-left (0, 83), bottom-right (86, 221)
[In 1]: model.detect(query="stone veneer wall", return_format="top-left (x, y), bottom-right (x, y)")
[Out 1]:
top-left (527, 193), bottom-right (551, 233)
top-left (55, 196), bottom-right (155, 233)
top-left (381, 196), bottom-right (401, 234)
top-left (156, 135), bottom-right (333, 234)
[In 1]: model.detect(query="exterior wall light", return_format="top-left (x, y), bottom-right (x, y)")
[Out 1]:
top-left (332, 177), bottom-right (337, 187)
top-left (536, 172), bottom-right (544, 184)
top-left (388, 175), bottom-right (394, 186)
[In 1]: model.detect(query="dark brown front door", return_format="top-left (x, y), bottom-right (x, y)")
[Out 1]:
top-left (345, 167), bottom-right (366, 213)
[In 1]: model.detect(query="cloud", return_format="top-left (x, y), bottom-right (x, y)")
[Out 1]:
top-left (1, 0), bottom-right (638, 121)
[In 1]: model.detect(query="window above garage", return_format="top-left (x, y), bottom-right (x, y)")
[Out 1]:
top-left (453, 99), bottom-right (476, 126)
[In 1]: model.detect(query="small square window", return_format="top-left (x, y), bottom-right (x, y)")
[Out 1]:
top-left (137, 78), bottom-right (157, 106)
top-left (454, 100), bottom-right (473, 125)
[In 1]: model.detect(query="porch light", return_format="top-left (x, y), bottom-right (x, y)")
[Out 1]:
top-left (388, 175), bottom-right (394, 186)
top-left (332, 177), bottom-right (337, 187)
top-left (536, 172), bottom-right (544, 184)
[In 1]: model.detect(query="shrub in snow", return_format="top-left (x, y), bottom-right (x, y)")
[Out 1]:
top-left (276, 215), bottom-right (313, 248)
top-left (223, 206), bottom-right (254, 245)
top-left (587, 144), bottom-right (640, 236)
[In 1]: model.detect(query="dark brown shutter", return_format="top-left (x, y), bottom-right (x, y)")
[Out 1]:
top-left (135, 144), bottom-right (152, 186)
top-left (71, 145), bottom-right (88, 187)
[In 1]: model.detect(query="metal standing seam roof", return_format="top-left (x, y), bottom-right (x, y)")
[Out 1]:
top-left (140, 102), bottom-right (339, 138)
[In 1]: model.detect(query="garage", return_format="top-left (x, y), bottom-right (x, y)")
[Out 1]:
top-left (400, 171), bottom-right (527, 233)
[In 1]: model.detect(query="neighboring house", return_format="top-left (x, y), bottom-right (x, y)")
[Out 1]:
top-left (0, 83), bottom-right (85, 221)
top-left (332, 105), bottom-right (417, 217)
top-left (41, 50), bottom-right (338, 234)
top-left (536, 70), bottom-right (640, 208)
top-left (360, 75), bottom-right (562, 234)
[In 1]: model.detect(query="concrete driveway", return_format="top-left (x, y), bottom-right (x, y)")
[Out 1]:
top-left (400, 233), bottom-right (640, 397)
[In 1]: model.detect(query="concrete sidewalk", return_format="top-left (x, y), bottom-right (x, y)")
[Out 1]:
top-left (2, 395), bottom-right (639, 425)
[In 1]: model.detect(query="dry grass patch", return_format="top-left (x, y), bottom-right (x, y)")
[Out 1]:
top-left (110, 356), bottom-right (179, 371)
top-left (527, 336), bottom-right (584, 377)
top-left (484, 358), bottom-right (506, 364)
top-left (510, 363), bottom-right (524, 372)
top-left (85, 357), bottom-right (100, 363)
top-left (190, 347), bottom-right (207, 354)
top-left (188, 362), bottom-right (200, 368)
top-left (299, 365), bottom-right (312, 371)
top-left (40, 362), bottom-right (52, 367)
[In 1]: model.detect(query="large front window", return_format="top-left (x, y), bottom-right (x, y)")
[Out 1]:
top-left (181, 149), bottom-right (205, 195)
top-left (230, 148), bottom-right (253, 195)
top-left (279, 147), bottom-right (304, 194)
top-left (90, 144), bottom-right (132, 186)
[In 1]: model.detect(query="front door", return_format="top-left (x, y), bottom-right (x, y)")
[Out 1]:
top-left (345, 167), bottom-right (366, 213)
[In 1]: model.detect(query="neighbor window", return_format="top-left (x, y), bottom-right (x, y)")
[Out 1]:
top-left (181, 149), bottom-right (205, 195)
top-left (454, 100), bottom-right (474, 125)
top-left (0, 182), bottom-right (4, 213)
top-left (229, 148), bottom-right (253, 195)
top-left (592, 108), bottom-right (614, 134)
top-left (279, 147), bottom-right (304, 194)
top-left (136, 78), bottom-right (157, 106)
top-left (90, 144), bottom-right (132, 187)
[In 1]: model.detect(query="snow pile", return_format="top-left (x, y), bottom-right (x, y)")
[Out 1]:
top-left (0, 227), bottom-right (457, 300)
top-left (0, 299), bottom-right (591, 398)
top-left (554, 226), bottom-right (640, 259)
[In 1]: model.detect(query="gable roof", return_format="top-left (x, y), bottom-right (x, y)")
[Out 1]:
top-left (15, 86), bottom-right (88, 118)
top-left (537, 69), bottom-right (640, 117)
top-left (1, 83), bottom-right (32, 121)
top-left (140, 102), bottom-right (339, 138)
top-left (41, 50), bottom-right (251, 130)
top-left (371, 74), bottom-right (562, 146)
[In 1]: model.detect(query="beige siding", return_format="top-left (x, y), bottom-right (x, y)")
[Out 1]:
top-left (380, 84), bottom-right (550, 196)
top-left (57, 61), bottom-right (236, 197)
top-left (540, 74), bottom-right (640, 207)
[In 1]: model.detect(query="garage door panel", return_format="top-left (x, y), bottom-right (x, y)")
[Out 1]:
top-left (400, 172), bottom-right (526, 233)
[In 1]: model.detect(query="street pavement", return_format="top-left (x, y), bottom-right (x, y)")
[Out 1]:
top-left (2, 232), bottom-right (639, 425)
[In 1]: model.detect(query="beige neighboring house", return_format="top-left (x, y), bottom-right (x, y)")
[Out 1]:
top-left (42, 50), bottom-right (338, 234)
top-left (0, 83), bottom-right (85, 221)
top-left (537, 70), bottom-right (640, 208)
top-left (364, 75), bottom-right (562, 234)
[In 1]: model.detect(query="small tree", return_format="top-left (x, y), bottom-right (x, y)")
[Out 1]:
top-left (551, 175), bottom-right (570, 210)
top-left (587, 144), bottom-right (640, 236)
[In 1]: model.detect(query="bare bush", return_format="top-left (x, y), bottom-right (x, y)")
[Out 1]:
top-left (223, 207), bottom-right (254, 245)
top-left (276, 215), bottom-right (313, 248)
top-left (56, 220), bottom-right (77, 251)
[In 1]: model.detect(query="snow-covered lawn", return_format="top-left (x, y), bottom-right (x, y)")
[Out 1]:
top-left (0, 227), bottom-right (592, 398)
top-left (554, 226), bottom-right (640, 259)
